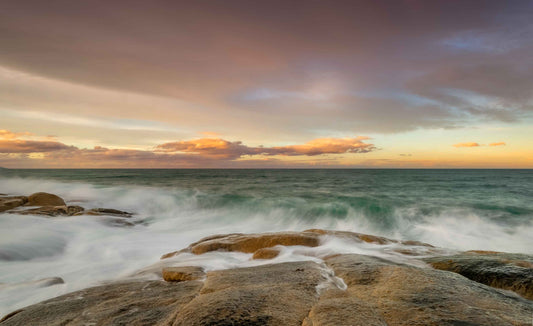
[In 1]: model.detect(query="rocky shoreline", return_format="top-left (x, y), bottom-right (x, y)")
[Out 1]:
top-left (0, 192), bottom-right (532, 325)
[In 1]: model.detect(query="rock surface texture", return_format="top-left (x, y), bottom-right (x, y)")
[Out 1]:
top-left (1, 231), bottom-right (532, 325)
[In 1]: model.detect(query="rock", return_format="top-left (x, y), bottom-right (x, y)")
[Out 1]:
top-left (10, 205), bottom-right (84, 217)
top-left (305, 228), bottom-right (434, 247)
top-left (0, 196), bottom-right (28, 212)
top-left (172, 261), bottom-right (326, 326)
top-left (98, 217), bottom-right (136, 227)
top-left (76, 208), bottom-right (133, 217)
top-left (424, 252), bottom-right (533, 300)
top-left (162, 266), bottom-right (205, 282)
top-left (26, 192), bottom-right (65, 206)
top-left (0, 280), bottom-right (203, 326)
top-left (303, 254), bottom-right (532, 326)
top-left (162, 231), bottom-right (321, 258)
top-left (252, 247), bottom-right (281, 259)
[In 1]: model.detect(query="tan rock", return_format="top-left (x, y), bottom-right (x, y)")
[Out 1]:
top-left (252, 247), bottom-right (281, 260)
top-left (162, 266), bottom-right (205, 282)
top-left (162, 231), bottom-right (321, 258)
top-left (27, 192), bottom-right (65, 206)
top-left (0, 280), bottom-right (203, 326)
top-left (313, 254), bottom-right (533, 326)
top-left (172, 261), bottom-right (326, 326)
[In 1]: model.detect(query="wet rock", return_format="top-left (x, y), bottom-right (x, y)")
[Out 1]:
top-left (26, 192), bottom-right (65, 206)
top-left (305, 228), bottom-right (434, 247)
top-left (10, 205), bottom-right (84, 217)
top-left (0, 280), bottom-right (203, 326)
top-left (77, 208), bottom-right (133, 217)
top-left (252, 247), bottom-right (281, 260)
top-left (98, 217), bottom-right (136, 227)
top-left (162, 231), bottom-right (321, 258)
top-left (424, 252), bottom-right (533, 300)
top-left (0, 196), bottom-right (27, 212)
top-left (162, 266), bottom-right (205, 282)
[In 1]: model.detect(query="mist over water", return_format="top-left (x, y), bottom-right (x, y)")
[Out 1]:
top-left (1, 169), bottom-right (532, 315)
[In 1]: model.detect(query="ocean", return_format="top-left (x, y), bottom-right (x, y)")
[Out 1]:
top-left (1, 169), bottom-right (532, 315)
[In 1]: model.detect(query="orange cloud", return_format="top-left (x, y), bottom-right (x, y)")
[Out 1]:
top-left (453, 142), bottom-right (481, 148)
top-left (0, 139), bottom-right (74, 153)
top-left (489, 142), bottom-right (506, 146)
top-left (155, 137), bottom-right (374, 159)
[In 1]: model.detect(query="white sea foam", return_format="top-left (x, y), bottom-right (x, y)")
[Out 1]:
top-left (0, 176), bottom-right (531, 316)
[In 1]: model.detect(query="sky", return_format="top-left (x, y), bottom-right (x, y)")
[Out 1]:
top-left (1, 0), bottom-right (532, 168)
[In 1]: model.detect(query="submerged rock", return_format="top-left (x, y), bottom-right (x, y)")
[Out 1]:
top-left (26, 192), bottom-right (65, 207)
top-left (0, 196), bottom-right (27, 213)
top-left (424, 252), bottom-right (533, 300)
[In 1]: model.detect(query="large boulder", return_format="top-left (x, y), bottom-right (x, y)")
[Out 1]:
top-left (424, 252), bottom-right (533, 300)
top-left (0, 196), bottom-right (27, 212)
top-left (26, 193), bottom-right (65, 206)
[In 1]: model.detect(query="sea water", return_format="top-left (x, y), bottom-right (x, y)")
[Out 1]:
top-left (0, 169), bottom-right (532, 315)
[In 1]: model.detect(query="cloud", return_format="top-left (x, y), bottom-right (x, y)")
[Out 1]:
top-left (155, 137), bottom-right (374, 159)
top-left (453, 142), bottom-right (481, 148)
top-left (1, 1), bottom-right (532, 137)
top-left (0, 130), bottom-right (374, 167)
top-left (453, 142), bottom-right (507, 148)
top-left (0, 140), bottom-right (74, 153)
top-left (0, 129), bottom-right (33, 140)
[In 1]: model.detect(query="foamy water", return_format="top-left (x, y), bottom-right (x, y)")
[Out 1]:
top-left (1, 169), bottom-right (532, 315)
